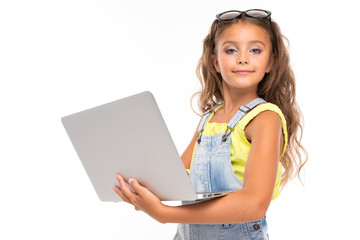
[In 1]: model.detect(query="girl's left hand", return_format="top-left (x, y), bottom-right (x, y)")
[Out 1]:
top-left (113, 175), bottom-right (168, 223)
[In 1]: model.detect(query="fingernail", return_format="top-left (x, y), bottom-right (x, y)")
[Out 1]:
top-left (128, 178), bottom-right (134, 184)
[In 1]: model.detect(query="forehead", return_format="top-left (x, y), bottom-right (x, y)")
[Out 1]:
top-left (217, 21), bottom-right (271, 45)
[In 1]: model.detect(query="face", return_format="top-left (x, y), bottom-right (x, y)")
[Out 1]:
top-left (212, 21), bottom-right (273, 93)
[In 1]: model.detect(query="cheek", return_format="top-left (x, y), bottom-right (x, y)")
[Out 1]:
top-left (218, 55), bottom-right (232, 70)
top-left (253, 57), bottom-right (270, 71)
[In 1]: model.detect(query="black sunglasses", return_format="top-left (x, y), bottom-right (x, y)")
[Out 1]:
top-left (215, 9), bottom-right (277, 54)
top-left (216, 9), bottom-right (271, 22)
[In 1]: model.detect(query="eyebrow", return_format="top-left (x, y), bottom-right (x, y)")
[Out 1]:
top-left (222, 40), bottom-right (266, 47)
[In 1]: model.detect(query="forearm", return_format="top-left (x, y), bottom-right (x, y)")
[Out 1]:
top-left (162, 189), bottom-right (269, 224)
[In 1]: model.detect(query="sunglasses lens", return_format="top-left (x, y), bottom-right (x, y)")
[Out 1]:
top-left (218, 11), bottom-right (241, 21)
top-left (246, 10), bottom-right (270, 18)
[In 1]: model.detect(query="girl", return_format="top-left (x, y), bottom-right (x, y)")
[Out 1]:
top-left (114, 9), bottom-right (307, 239)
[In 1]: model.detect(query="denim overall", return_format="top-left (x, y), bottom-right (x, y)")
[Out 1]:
top-left (174, 98), bottom-right (269, 240)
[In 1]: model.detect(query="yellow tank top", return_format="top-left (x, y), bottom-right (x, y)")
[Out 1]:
top-left (188, 103), bottom-right (288, 200)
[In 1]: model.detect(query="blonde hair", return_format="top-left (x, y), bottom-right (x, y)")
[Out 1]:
top-left (192, 16), bottom-right (308, 189)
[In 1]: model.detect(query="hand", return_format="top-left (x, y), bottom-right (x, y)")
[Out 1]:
top-left (113, 175), bottom-right (169, 223)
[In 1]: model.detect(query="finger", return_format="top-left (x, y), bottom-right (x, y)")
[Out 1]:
top-left (116, 175), bottom-right (139, 202)
top-left (128, 178), bottom-right (156, 202)
top-left (128, 178), bottom-right (145, 197)
top-left (116, 175), bottom-right (131, 193)
top-left (113, 186), bottom-right (132, 204)
top-left (116, 174), bottom-right (126, 187)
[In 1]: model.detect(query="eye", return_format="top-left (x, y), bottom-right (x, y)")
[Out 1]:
top-left (249, 48), bottom-right (262, 54)
top-left (225, 48), bottom-right (238, 54)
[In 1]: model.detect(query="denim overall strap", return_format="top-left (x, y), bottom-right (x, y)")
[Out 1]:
top-left (227, 98), bottom-right (266, 129)
top-left (198, 104), bottom-right (223, 133)
top-left (197, 104), bottom-right (223, 144)
top-left (221, 98), bottom-right (266, 142)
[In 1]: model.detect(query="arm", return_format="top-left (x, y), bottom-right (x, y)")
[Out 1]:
top-left (114, 111), bottom-right (283, 224)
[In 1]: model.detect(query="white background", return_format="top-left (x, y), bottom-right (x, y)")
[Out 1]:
top-left (1, 0), bottom-right (359, 239)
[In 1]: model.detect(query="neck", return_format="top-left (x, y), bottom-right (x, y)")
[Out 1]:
top-left (221, 84), bottom-right (259, 113)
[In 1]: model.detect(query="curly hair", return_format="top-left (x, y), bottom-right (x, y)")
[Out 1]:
top-left (192, 16), bottom-right (308, 189)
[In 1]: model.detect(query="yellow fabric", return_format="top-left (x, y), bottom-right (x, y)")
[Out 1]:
top-left (188, 103), bottom-right (288, 200)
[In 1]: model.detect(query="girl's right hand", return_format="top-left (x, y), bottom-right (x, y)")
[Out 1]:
top-left (113, 174), bottom-right (170, 224)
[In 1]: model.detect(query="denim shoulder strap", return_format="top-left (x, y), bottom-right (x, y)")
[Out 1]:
top-left (227, 98), bottom-right (266, 129)
top-left (219, 98), bottom-right (266, 142)
top-left (197, 104), bottom-right (223, 133)
top-left (196, 104), bottom-right (222, 144)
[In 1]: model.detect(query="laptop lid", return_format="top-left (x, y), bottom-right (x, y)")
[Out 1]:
top-left (62, 91), bottom-right (199, 202)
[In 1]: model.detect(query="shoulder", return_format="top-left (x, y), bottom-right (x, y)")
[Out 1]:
top-left (239, 103), bottom-right (286, 131)
top-left (253, 109), bottom-right (282, 125)
top-left (243, 103), bottom-right (284, 143)
top-left (248, 110), bottom-right (282, 135)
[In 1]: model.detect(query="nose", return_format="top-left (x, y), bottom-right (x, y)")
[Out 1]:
top-left (237, 52), bottom-right (249, 64)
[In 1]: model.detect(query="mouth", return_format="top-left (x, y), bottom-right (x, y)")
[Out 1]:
top-left (233, 70), bottom-right (254, 75)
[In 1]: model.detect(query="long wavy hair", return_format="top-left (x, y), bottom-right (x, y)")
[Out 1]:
top-left (192, 15), bottom-right (308, 189)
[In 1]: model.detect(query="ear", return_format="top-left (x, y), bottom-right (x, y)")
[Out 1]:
top-left (265, 54), bottom-right (275, 73)
top-left (212, 55), bottom-right (221, 73)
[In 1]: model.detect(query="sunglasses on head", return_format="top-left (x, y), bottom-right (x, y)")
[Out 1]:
top-left (216, 9), bottom-right (271, 22)
top-left (215, 9), bottom-right (277, 54)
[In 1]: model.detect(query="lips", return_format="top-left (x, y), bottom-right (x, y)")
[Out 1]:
top-left (233, 70), bottom-right (254, 75)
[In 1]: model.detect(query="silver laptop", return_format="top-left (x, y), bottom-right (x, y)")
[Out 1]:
top-left (61, 91), bottom-right (232, 202)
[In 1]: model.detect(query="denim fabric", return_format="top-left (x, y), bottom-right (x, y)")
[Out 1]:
top-left (174, 218), bottom-right (268, 240)
top-left (173, 98), bottom-right (269, 240)
top-left (189, 133), bottom-right (243, 193)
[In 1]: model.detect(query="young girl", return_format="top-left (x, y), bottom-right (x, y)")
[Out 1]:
top-left (114, 9), bottom-right (307, 239)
